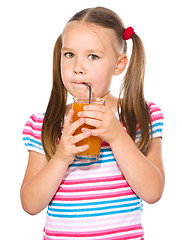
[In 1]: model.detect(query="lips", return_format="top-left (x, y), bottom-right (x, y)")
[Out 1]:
top-left (73, 82), bottom-right (91, 86)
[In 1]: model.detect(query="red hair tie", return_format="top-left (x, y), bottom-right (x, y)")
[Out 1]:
top-left (123, 27), bottom-right (135, 40)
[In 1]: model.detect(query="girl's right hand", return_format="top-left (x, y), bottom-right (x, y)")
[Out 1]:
top-left (54, 109), bottom-right (91, 165)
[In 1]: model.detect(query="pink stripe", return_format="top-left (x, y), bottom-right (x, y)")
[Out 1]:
top-left (104, 232), bottom-right (143, 240)
top-left (44, 224), bottom-right (142, 237)
top-left (152, 113), bottom-right (163, 119)
top-left (58, 182), bottom-right (129, 193)
top-left (149, 103), bottom-right (163, 115)
top-left (44, 234), bottom-right (143, 240)
top-left (148, 102), bottom-right (163, 115)
top-left (61, 175), bottom-right (124, 185)
top-left (23, 129), bottom-right (41, 140)
top-left (53, 190), bottom-right (135, 201)
top-left (101, 141), bottom-right (110, 146)
top-left (25, 120), bottom-right (42, 131)
top-left (148, 102), bottom-right (156, 108)
top-left (30, 114), bottom-right (44, 123)
top-left (151, 114), bottom-right (163, 122)
top-left (150, 105), bottom-right (161, 112)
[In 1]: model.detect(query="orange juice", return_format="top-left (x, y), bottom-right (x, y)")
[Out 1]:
top-left (72, 98), bottom-right (105, 160)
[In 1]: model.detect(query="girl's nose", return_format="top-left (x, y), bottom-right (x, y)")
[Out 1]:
top-left (74, 68), bottom-right (84, 75)
top-left (73, 59), bottom-right (85, 75)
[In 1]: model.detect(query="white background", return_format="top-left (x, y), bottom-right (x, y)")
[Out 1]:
top-left (1, 0), bottom-right (181, 239)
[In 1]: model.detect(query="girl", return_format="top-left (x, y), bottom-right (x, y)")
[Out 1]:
top-left (21, 7), bottom-right (165, 240)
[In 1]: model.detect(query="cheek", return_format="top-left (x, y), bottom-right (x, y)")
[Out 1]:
top-left (61, 62), bottom-right (71, 83)
top-left (91, 70), bottom-right (113, 95)
top-left (91, 65), bottom-right (114, 84)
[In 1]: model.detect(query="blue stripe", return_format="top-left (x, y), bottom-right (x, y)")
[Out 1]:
top-left (75, 152), bottom-right (113, 159)
top-left (24, 143), bottom-right (43, 151)
top-left (100, 147), bottom-right (112, 152)
top-left (136, 128), bottom-right (162, 138)
top-left (48, 202), bottom-right (140, 213)
top-left (23, 136), bottom-right (42, 147)
top-left (136, 121), bottom-right (163, 134)
top-left (71, 158), bottom-right (116, 167)
top-left (152, 122), bottom-right (163, 128)
top-left (71, 148), bottom-right (114, 166)
top-left (47, 206), bottom-right (141, 218)
top-left (49, 196), bottom-right (139, 207)
top-left (99, 153), bottom-right (114, 158)
top-left (152, 129), bottom-right (162, 134)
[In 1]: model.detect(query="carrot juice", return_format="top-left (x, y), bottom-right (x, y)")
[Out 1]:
top-left (72, 98), bottom-right (105, 160)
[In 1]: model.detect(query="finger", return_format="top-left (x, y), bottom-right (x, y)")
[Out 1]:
top-left (73, 144), bottom-right (89, 155)
top-left (83, 104), bottom-right (106, 112)
top-left (68, 117), bottom-right (86, 135)
top-left (85, 128), bottom-right (99, 137)
top-left (81, 127), bottom-right (100, 137)
top-left (64, 109), bottom-right (74, 129)
top-left (84, 118), bottom-right (101, 128)
top-left (71, 130), bottom-right (91, 145)
top-left (78, 110), bottom-right (104, 121)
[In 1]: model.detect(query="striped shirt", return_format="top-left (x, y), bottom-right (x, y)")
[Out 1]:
top-left (22, 102), bottom-right (163, 239)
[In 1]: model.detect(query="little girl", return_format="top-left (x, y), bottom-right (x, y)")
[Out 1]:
top-left (21, 7), bottom-right (164, 240)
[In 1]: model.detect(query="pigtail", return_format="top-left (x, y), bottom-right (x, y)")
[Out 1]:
top-left (118, 33), bottom-right (152, 155)
top-left (41, 34), bottom-right (67, 160)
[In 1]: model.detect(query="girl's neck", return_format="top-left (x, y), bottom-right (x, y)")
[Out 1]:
top-left (102, 92), bottom-right (118, 114)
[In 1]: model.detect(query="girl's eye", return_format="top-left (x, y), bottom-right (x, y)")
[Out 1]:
top-left (88, 54), bottom-right (99, 61)
top-left (65, 52), bottom-right (74, 59)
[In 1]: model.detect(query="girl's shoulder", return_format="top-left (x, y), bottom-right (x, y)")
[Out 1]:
top-left (147, 101), bottom-right (164, 121)
top-left (22, 103), bottom-right (70, 155)
top-left (135, 101), bottom-right (164, 142)
top-left (27, 112), bottom-right (45, 123)
top-left (147, 101), bottom-right (164, 138)
top-left (22, 113), bottom-right (45, 155)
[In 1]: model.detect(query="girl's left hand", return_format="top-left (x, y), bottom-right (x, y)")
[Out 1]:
top-left (78, 104), bottom-right (122, 144)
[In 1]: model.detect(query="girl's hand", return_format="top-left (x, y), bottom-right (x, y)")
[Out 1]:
top-left (54, 109), bottom-right (91, 165)
top-left (78, 104), bottom-right (122, 144)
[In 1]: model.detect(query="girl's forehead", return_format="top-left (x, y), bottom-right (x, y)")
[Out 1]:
top-left (62, 21), bottom-right (120, 53)
top-left (63, 21), bottom-right (109, 35)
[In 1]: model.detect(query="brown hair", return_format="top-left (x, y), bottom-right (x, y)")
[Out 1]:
top-left (42, 6), bottom-right (152, 160)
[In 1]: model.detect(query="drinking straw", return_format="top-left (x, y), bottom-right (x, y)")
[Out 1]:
top-left (83, 82), bottom-right (92, 104)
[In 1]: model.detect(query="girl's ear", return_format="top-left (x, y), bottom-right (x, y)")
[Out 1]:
top-left (113, 54), bottom-right (128, 76)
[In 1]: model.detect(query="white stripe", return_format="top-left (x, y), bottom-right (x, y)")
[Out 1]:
top-left (45, 211), bottom-right (142, 230)
top-left (65, 163), bottom-right (122, 179)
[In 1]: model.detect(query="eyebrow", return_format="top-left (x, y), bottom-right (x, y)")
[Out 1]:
top-left (62, 47), bottom-right (104, 54)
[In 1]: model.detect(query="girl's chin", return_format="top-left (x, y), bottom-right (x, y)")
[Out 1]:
top-left (71, 91), bottom-right (94, 99)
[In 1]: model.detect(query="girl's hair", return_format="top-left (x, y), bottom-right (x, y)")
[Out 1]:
top-left (42, 6), bottom-right (152, 160)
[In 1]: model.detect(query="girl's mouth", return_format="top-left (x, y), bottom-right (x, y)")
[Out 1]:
top-left (73, 82), bottom-right (91, 86)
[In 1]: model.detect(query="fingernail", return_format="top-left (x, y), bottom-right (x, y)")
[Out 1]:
top-left (78, 112), bottom-right (82, 117)
top-left (83, 106), bottom-right (87, 110)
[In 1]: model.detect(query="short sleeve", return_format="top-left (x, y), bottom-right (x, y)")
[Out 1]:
top-left (22, 113), bottom-right (45, 155)
top-left (148, 102), bottom-right (164, 138)
top-left (135, 102), bottom-right (164, 143)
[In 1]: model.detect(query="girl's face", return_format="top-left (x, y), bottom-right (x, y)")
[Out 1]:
top-left (61, 21), bottom-right (125, 99)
